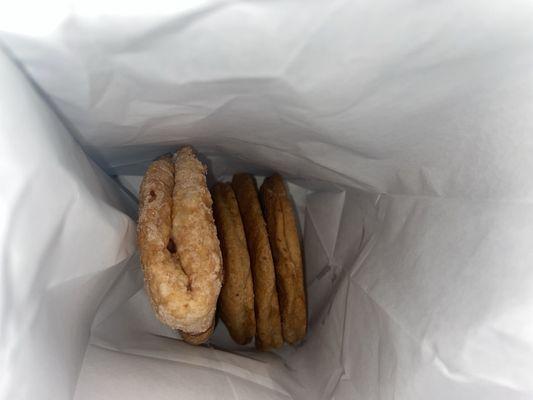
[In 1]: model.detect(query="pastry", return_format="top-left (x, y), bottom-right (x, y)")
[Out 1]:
top-left (260, 174), bottom-right (307, 344)
top-left (232, 173), bottom-right (283, 350)
top-left (212, 182), bottom-right (256, 345)
top-left (137, 147), bottom-right (222, 344)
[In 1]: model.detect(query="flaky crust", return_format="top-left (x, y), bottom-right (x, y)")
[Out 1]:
top-left (260, 174), bottom-right (307, 344)
top-left (137, 147), bottom-right (222, 344)
top-left (213, 183), bottom-right (256, 345)
top-left (232, 174), bottom-right (283, 350)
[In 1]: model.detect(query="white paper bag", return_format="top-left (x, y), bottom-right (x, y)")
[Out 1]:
top-left (2, 1), bottom-right (533, 399)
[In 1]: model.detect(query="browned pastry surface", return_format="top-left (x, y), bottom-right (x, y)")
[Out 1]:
top-left (232, 174), bottom-right (283, 350)
top-left (213, 182), bottom-right (256, 345)
top-left (137, 147), bottom-right (222, 344)
top-left (179, 319), bottom-right (215, 345)
top-left (260, 174), bottom-right (307, 344)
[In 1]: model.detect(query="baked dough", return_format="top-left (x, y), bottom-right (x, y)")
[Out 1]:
top-left (137, 147), bottom-right (222, 344)
top-left (213, 182), bottom-right (256, 345)
top-left (260, 174), bottom-right (307, 344)
top-left (232, 174), bottom-right (283, 350)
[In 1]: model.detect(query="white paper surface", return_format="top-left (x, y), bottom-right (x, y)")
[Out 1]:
top-left (2, 1), bottom-right (533, 399)
top-left (0, 51), bottom-right (137, 399)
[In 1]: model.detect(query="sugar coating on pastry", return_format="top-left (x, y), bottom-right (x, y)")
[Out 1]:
top-left (137, 147), bottom-right (222, 341)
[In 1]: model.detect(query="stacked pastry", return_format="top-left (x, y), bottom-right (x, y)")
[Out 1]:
top-left (137, 147), bottom-right (307, 350)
